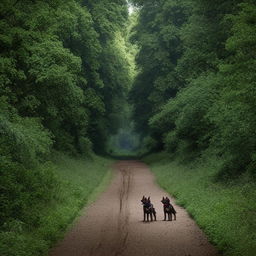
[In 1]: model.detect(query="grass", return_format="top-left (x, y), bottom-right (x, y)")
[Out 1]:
top-left (143, 152), bottom-right (256, 256)
top-left (0, 153), bottom-right (113, 256)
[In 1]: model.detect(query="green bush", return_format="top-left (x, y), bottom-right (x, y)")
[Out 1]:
top-left (0, 154), bottom-right (112, 256)
top-left (131, 0), bottom-right (256, 178)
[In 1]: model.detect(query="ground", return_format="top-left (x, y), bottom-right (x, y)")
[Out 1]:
top-left (49, 161), bottom-right (218, 256)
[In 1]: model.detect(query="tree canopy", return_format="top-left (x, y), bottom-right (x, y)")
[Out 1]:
top-left (130, 0), bottom-right (256, 177)
top-left (0, 0), bottom-right (131, 230)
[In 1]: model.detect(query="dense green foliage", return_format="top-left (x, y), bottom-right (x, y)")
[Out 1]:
top-left (144, 153), bottom-right (256, 256)
top-left (131, 3), bottom-right (256, 254)
top-left (0, 1), bottom-right (130, 255)
top-left (106, 12), bottom-right (141, 156)
top-left (130, 0), bottom-right (256, 177)
top-left (0, 0), bottom-right (131, 158)
top-left (0, 154), bottom-right (112, 256)
top-left (2, 0), bottom-right (256, 254)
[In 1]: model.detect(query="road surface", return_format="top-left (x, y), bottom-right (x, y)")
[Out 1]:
top-left (49, 160), bottom-right (218, 256)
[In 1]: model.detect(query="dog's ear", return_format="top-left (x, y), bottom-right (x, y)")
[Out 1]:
top-left (148, 196), bottom-right (150, 201)
top-left (162, 197), bottom-right (164, 200)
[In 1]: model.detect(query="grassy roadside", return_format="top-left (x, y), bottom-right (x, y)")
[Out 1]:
top-left (143, 153), bottom-right (256, 256)
top-left (0, 154), bottom-right (113, 256)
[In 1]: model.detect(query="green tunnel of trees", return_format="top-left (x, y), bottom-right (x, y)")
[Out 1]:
top-left (1, 0), bottom-right (256, 254)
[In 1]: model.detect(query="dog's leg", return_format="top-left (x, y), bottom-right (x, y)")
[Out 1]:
top-left (164, 211), bottom-right (166, 221)
top-left (154, 211), bottom-right (156, 221)
top-left (150, 212), bottom-right (153, 221)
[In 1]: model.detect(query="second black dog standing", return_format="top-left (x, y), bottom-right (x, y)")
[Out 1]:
top-left (161, 197), bottom-right (176, 221)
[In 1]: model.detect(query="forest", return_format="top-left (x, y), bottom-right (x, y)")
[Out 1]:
top-left (0, 0), bottom-right (256, 255)
top-left (129, 1), bottom-right (256, 254)
top-left (0, 0), bottom-right (132, 255)
top-left (130, 0), bottom-right (256, 178)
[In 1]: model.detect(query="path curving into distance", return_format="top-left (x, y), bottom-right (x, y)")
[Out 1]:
top-left (49, 161), bottom-right (218, 256)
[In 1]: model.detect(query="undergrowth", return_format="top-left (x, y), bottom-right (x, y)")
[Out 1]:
top-left (143, 153), bottom-right (256, 256)
top-left (0, 154), bottom-right (112, 256)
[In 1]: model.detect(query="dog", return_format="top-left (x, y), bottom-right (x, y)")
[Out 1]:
top-left (141, 196), bottom-right (156, 221)
top-left (161, 197), bottom-right (176, 221)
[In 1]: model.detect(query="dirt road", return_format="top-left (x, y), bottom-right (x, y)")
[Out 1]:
top-left (49, 161), bottom-right (218, 256)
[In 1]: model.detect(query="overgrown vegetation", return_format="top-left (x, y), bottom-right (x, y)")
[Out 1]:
top-left (105, 11), bottom-right (142, 157)
top-left (130, 1), bottom-right (256, 255)
top-left (0, 0), bottom-right (128, 255)
top-left (1, 0), bottom-right (256, 255)
top-left (129, 0), bottom-right (256, 177)
top-left (0, 153), bottom-right (112, 256)
top-left (144, 153), bottom-right (256, 256)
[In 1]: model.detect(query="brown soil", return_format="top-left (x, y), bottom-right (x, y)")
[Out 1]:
top-left (49, 160), bottom-right (219, 256)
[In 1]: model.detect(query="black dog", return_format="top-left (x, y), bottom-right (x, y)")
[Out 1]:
top-left (161, 197), bottom-right (176, 221)
top-left (141, 196), bottom-right (156, 222)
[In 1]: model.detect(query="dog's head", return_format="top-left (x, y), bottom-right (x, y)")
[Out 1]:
top-left (141, 196), bottom-right (150, 205)
top-left (161, 197), bottom-right (170, 204)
